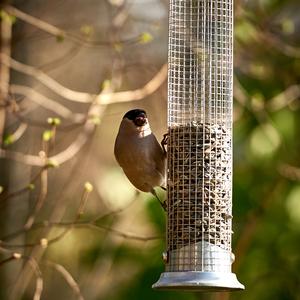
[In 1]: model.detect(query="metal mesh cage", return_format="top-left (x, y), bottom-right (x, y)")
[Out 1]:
top-left (153, 0), bottom-right (244, 291)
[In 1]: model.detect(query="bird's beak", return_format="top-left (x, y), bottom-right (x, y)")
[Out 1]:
top-left (134, 113), bottom-right (147, 126)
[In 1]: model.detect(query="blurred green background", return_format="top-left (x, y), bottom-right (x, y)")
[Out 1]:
top-left (0, 0), bottom-right (300, 299)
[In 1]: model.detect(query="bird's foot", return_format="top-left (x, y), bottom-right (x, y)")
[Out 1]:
top-left (151, 188), bottom-right (167, 212)
top-left (161, 133), bottom-right (169, 155)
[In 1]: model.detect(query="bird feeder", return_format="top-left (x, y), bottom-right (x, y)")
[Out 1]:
top-left (153, 0), bottom-right (244, 291)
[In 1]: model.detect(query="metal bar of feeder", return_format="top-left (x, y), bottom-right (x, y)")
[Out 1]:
top-left (153, 0), bottom-right (244, 291)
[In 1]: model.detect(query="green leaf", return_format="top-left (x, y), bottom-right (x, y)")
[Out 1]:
top-left (46, 159), bottom-right (59, 168)
top-left (56, 33), bottom-right (65, 43)
top-left (27, 183), bottom-right (35, 190)
top-left (286, 186), bottom-right (300, 228)
top-left (80, 25), bottom-right (93, 36)
top-left (90, 115), bottom-right (101, 125)
top-left (281, 18), bottom-right (294, 35)
top-left (139, 32), bottom-right (153, 44)
top-left (4, 134), bottom-right (14, 146)
top-left (84, 182), bottom-right (93, 192)
top-left (47, 117), bottom-right (61, 126)
top-left (235, 20), bottom-right (256, 44)
top-left (101, 79), bottom-right (111, 91)
top-left (0, 10), bottom-right (16, 24)
top-left (42, 130), bottom-right (54, 142)
top-left (249, 123), bottom-right (281, 158)
top-left (113, 43), bottom-right (123, 53)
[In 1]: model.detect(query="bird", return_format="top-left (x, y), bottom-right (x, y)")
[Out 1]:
top-left (114, 109), bottom-right (167, 210)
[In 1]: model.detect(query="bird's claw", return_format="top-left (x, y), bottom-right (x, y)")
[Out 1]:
top-left (161, 133), bottom-right (169, 155)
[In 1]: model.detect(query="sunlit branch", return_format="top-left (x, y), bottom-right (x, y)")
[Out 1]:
top-left (267, 84), bottom-right (300, 111)
top-left (0, 10), bottom-right (12, 145)
top-left (4, 5), bottom-right (143, 48)
top-left (3, 122), bottom-right (28, 145)
top-left (1, 54), bottom-right (93, 103)
top-left (1, 54), bottom-right (168, 106)
top-left (263, 31), bottom-right (300, 58)
top-left (0, 247), bottom-right (44, 300)
top-left (24, 166), bottom-right (48, 230)
top-left (10, 84), bottom-right (85, 121)
top-left (96, 64), bottom-right (167, 104)
top-left (233, 180), bottom-right (285, 272)
top-left (278, 163), bottom-right (300, 182)
top-left (0, 64), bottom-right (167, 166)
top-left (0, 167), bottom-right (46, 204)
top-left (45, 261), bottom-right (84, 300)
top-left (0, 221), bottom-right (162, 248)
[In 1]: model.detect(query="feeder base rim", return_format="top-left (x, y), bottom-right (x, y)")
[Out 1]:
top-left (152, 271), bottom-right (245, 291)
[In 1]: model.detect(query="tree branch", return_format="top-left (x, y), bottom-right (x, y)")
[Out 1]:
top-left (1, 54), bottom-right (168, 105)
top-left (0, 64), bottom-right (167, 166)
top-left (45, 261), bottom-right (84, 300)
top-left (278, 163), bottom-right (300, 181)
top-left (4, 5), bottom-right (144, 48)
top-left (1, 54), bottom-right (93, 103)
top-left (0, 9), bottom-right (12, 145)
top-left (10, 84), bottom-right (85, 121)
top-left (266, 84), bottom-right (300, 112)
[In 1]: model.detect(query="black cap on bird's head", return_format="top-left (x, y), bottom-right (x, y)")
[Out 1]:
top-left (123, 109), bottom-right (147, 127)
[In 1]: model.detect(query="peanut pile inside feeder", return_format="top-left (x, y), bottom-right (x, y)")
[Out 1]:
top-left (167, 122), bottom-right (232, 251)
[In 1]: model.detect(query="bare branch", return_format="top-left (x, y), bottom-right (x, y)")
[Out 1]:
top-left (267, 84), bottom-right (300, 111)
top-left (45, 261), bottom-right (84, 300)
top-left (263, 31), bottom-right (300, 58)
top-left (0, 246), bottom-right (43, 300)
top-left (1, 54), bottom-right (93, 103)
top-left (0, 167), bottom-right (45, 205)
top-left (233, 180), bottom-right (285, 272)
top-left (4, 5), bottom-right (63, 38)
top-left (29, 257), bottom-right (43, 300)
top-left (0, 148), bottom-right (45, 166)
top-left (278, 163), bottom-right (300, 182)
top-left (24, 167), bottom-right (48, 230)
top-left (10, 85), bottom-right (85, 122)
top-left (0, 256), bottom-right (16, 267)
top-left (0, 64), bottom-right (167, 166)
top-left (0, 222), bottom-right (161, 247)
top-left (1, 55), bottom-right (168, 106)
top-left (3, 122), bottom-right (27, 145)
top-left (4, 5), bottom-right (143, 48)
top-left (96, 64), bottom-right (168, 105)
top-left (0, 10), bottom-right (12, 145)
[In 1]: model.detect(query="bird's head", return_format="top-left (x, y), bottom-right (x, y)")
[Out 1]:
top-left (123, 109), bottom-right (148, 127)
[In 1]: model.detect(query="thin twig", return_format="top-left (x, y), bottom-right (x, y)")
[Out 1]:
top-left (1, 54), bottom-right (168, 105)
top-left (4, 5), bottom-right (144, 48)
top-left (233, 179), bottom-right (285, 272)
top-left (0, 256), bottom-right (16, 267)
top-left (10, 84), bottom-right (86, 122)
top-left (1, 54), bottom-right (93, 103)
top-left (278, 163), bottom-right (300, 181)
top-left (0, 8), bottom-right (12, 145)
top-left (45, 261), bottom-right (84, 300)
top-left (0, 64), bottom-right (167, 166)
top-left (0, 167), bottom-right (46, 204)
top-left (266, 84), bottom-right (300, 112)
top-left (24, 166), bottom-right (48, 230)
top-left (3, 122), bottom-right (28, 146)
top-left (0, 220), bottom-right (162, 247)
top-left (0, 246), bottom-right (43, 300)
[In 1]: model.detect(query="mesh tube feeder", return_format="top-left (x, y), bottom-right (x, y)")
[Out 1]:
top-left (153, 0), bottom-right (244, 291)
